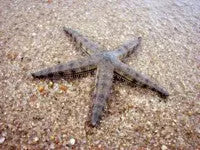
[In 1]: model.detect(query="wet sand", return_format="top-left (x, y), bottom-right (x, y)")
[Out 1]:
top-left (0, 0), bottom-right (200, 149)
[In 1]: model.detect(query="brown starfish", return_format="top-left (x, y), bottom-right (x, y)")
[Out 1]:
top-left (32, 27), bottom-right (169, 126)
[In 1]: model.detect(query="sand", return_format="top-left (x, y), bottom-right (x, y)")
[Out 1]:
top-left (0, 0), bottom-right (199, 149)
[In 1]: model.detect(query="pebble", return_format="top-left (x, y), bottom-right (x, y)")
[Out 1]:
top-left (59, 84), bottom-right (67, 91)
top-left (32, 33), bottom-right (36, 36)
top-left (0, 137), bottom-right (5, 144)
top-left (49, 143), bottom-right (55, 149)
top-left (48, 81), bottom-right (54, 88)
top-left (2, 131), bottom-right (7, 137)
top-left (161, 145), bottom-right (168, 150)
top-left (69, 138), bottom-right (76, 145)
top-left (33, 136), bottom-right (39, 143)
top-left (196, 126), bottom-right (200, 134)
top-left (50, 135), bottom-right (55, 140)
top-left (38, 85), bottom-right (45, 93)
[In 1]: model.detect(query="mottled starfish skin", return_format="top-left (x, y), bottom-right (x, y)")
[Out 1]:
top-left (32, 27), bottom-right (169, 126)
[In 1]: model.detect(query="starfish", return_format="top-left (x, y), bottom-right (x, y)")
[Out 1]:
top-left (32, 27), bottom-right (169, 126)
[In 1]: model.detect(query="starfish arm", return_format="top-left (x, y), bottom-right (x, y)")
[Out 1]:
top-left (113, 60), bottom-right (169, 98)
top-left (112, 37), bottom-right (142, 59)
top-left (91, 62), bottom-right (114, 126)
top-left (31, 57), bottom-right (98, 78)
top-left (63, 27), bottom-right (102, 55)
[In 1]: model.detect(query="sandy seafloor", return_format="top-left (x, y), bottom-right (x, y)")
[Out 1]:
top-left (0, 0), bottom-right (200, 149)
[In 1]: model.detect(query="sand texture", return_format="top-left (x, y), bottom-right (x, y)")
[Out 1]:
top-left (0, 0), bottom-right (200, 149)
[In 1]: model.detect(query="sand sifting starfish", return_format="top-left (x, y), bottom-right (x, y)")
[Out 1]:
top-left (32, 27), bottom-right (169, 126)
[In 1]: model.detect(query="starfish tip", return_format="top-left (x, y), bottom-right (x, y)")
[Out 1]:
top-left (91, 112), bottom-right (101, 127)
top-left (31, 73), bottom-right (36, 77)
top-left (138, 36), bottom-right (142, 41)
